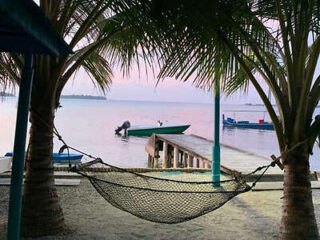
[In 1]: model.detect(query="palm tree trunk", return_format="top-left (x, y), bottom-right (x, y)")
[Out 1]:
top-left (280, 146), bottom-right (319, 239)
top-left (20, 67), bottom-right (64, 237)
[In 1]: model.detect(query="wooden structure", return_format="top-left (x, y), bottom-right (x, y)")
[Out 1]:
top-left (145, 134), bottom-right (237, 176)
top-left (145, 134), bottom-right (290, 178)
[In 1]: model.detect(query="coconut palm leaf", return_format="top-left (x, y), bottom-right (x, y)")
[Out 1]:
top-left (81, 51), bottom-right (112, 92)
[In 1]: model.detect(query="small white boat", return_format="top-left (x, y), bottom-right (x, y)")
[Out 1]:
top-left (0, 156), bottom-right (12, 173)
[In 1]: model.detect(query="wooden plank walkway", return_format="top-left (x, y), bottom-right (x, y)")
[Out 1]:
top-left (146, 134), bottom-right (284, 176)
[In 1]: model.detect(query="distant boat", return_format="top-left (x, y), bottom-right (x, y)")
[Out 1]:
top-left (222, 114), bottom-right (274, 130)
top-left (5, 152), bottom-right (83, 165)
top-left (126, 124), bottom-right (190, 137)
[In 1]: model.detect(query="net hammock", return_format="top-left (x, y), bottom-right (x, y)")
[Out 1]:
top-left (31, 111), bottom-right (307, 224)
top-left (29, 113), bottom-right (280, 224)
top-left (69, 157), bottom-right (275, 224)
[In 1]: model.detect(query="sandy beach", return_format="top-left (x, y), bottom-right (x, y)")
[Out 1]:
top-left (0, 174), bottom-right (319, 240)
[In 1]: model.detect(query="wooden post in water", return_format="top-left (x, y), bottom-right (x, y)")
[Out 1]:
top-left (148, 155), bottom-right (152, 168)
top-left (153, 157), bottom-right (158, 168)
top-left (183, 152), bottom-right (188, 168)
top-left (162, 141), bottom-right (168, 168)
top-left (179, 151), bottom-right (183, 167)
top-left (168, 145), bottom-right (173, 168)
top-left (187, 154), bottom-right (193, 168)
top-left (199, 159), bottom-right (205, 168)
top-left (204, 161), bottom-right (209, 169)
top-left (194, 158), bottom-right (199, 168)
top-left (173, 147), bottom-right (179, 168)
top-left (154, 149), bottom-right (159, 168)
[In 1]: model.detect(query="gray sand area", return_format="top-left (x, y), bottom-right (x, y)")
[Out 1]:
top-left (0, 174), bottom-right (320, 240)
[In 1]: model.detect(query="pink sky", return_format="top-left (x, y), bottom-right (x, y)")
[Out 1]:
top-left (63, 67), bottom-right (264, 104)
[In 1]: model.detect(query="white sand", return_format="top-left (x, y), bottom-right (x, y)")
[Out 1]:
top-left (0, 174), bottom-right (319, 240)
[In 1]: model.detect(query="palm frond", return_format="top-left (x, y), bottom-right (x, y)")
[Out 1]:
top-left (81, 51), bottom-right (112, 92)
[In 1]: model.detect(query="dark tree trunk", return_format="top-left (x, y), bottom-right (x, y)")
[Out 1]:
top-left (280, 146), bottom-right (319, 239)
top-left (20, 57), bottom-right (64, 237)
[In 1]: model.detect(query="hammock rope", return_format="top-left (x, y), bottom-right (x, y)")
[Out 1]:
top-left (66, 157), bottom-right (274, 224)
top-left (31, 112), bottom-right (286, 224)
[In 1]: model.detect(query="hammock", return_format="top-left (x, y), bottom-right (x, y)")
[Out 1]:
top-left (70, 157), bottom-right (274, 224)
top-left (31, 112), bottom-right (289, 224)
top-left (47, 115), bottom-right (278, 224)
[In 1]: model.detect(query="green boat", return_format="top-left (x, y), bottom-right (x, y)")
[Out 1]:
top-left (126, 124), bottom-right (190, 137)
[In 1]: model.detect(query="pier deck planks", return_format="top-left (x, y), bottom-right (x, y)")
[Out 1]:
top-left (155, 134), bottom-right (284, 175)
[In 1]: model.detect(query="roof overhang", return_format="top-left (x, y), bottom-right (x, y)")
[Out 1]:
top-left (0, 0), bottom-right (72, 56)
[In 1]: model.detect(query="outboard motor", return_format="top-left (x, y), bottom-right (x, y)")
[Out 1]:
top-left (115, 121), bottom-right (131, 135)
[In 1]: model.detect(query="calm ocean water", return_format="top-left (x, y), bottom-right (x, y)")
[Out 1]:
top-left (0, 97), bottom-right (319, 170)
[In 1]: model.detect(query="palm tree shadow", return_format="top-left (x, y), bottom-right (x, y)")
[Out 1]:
top-left (229, 195), bottom-right (279, 237)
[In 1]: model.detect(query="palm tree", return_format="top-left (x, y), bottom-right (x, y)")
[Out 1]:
top-left (0, 0), bottom-right (156, 237)
top-left (2, 0), bottom-right (319, 238)
top-left (111, 0), bottom-right (320, 239)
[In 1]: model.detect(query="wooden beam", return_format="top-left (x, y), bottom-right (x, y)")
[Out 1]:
top-left (162, 141), bottom-right (168, 169)
top-left (193, 158), bottom-right (199, 168)
top-left (173, 147), bottom-right (179, 168)
top-left (187, 154), bottom-right (193, 168)
top-left (199, 159), bottom-right (205, 168)
top-left (270, 155), bottom-right (284, 170)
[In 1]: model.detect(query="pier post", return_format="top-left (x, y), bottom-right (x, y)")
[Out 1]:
top-left (204, 161), bottom-right (209, 169)
top-left (148, 155), bottom-right (152, 168)
top-left (183, 152), bottom-right (188, 168)
top-left (168, 146), bottom-right (173, 168)
top-left (162, 141), bottom-right (168, 168)
top-left (193, 158), bottom-right (199, 168)
top-left (199, 159), bottom-right (205, 168)
top-left (153, 157), bottom-right (158, 168)
top-left (187, 154), bottom-right (193, 168)
top-left (153, 150), bottom-right (159, 168)
top-left (173, 147), bottom-right (179, 168)
top-left (212, 82), bottom-right (221, 186)
top-left (179, 151), bottom-right (183, 167)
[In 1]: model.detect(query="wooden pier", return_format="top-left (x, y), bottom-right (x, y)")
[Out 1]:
top-left (145, 134), bottom-right (285, 177)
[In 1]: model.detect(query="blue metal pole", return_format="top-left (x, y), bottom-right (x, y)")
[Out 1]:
top-left (212, 82), bottom-right (221, 186)
top-left (7, 53), bottom-right (33, 240)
